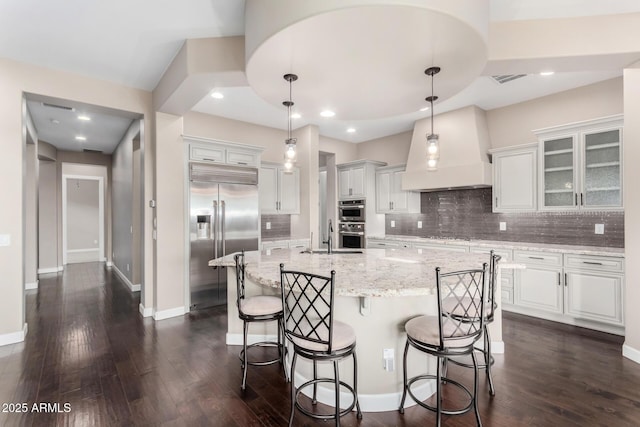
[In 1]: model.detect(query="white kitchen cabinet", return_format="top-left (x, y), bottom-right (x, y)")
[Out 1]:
top-left (375, 165), bottom-right (420, 213)
top-left (489, 144), bottom-right (537, 212)
top-left (563, 254), bottom-right (624, 326)
top-left (337, 160), bottom-right (386, 200)
top-left (509, 250), bottom-right (624, 334)
top-left (535, 115), bottom-right (623, 211)
top-left (259, 163), bottom-right (300, 214)
top-left (366, 238), bottom-right (402, 249)
top-left (187, 137), bottom-right (262, 167)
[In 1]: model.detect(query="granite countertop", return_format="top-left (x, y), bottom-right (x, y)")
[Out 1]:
top-left (367, 235), bottom-right (625, 257)
top-left (209, 248), bottom-right (515, 298)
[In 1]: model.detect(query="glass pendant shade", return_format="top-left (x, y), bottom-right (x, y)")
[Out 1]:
top-left (283, 73), bottom-right (298, 170)
top-left (424, 66), bottom-right (441, 171)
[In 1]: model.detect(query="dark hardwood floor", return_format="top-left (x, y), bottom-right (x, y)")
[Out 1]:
top-left (1, 262), bottom-right (640, 426)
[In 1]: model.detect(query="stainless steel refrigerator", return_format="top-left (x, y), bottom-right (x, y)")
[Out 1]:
top-left (189, 162), bottom-right (259, 310)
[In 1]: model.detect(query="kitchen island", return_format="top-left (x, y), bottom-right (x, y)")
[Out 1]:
top-left (210, 247), bottom-right (517, 412)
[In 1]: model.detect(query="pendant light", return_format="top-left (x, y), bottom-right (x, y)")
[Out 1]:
top-left (283, 73), bottom-right (298, 171)
top-left (425, 66), bottom-right (440, 171)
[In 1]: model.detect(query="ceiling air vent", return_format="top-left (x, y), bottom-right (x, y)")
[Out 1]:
top-left (491, 74), bottom-right (527, 84)
top-left (42, 102), bottom-right (75, 111)
top-left (83, 148), bottom-right (103, 154)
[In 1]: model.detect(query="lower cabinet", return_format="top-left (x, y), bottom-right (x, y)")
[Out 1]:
top-left (508, 250), bottom-right (624, 333)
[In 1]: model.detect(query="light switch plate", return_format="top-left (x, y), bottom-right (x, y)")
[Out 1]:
top-left (417, 221), bottom-right (423, 229)
top-left (390, 220), bottom-right (395, 228)
top-left (0, 234), bottom-right (10, 247)
top-left (499, 222), bottom-right (507, 231)
top-left (595, 224), bottom-right (604, 234)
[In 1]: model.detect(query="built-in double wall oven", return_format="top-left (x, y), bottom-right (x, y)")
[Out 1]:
top-left (338, 199), bottom-right (366, 249)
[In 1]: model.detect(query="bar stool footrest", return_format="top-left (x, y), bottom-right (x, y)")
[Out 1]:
top-left (447, 349), bottom-right (494, 370)
top-left (240, 341), bottom-right (282, 367)
top-left (406, 374), bottom-right (473, 416)
top-left (295, 378), bottom-right (357, 420)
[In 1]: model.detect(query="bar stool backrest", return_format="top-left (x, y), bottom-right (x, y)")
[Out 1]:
top-left (280, 264), bottom-right (336, 353)
top-left (435, 264), bottom-right (487, 349)
top-left (234, 250), bottom-right (246, 314)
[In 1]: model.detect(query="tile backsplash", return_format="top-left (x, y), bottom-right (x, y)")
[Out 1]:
top-left (261, 214), bottom-right (291, 239)
top-left (386, 188), bottom-right (624, 248)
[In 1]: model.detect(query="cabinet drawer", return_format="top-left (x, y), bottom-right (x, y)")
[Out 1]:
top-left (412, 243), bottom-right (469, 253)
top-left (367, 239), bottom-right (400, 248)
top-left (190, 145), bottom-right (225, 162)
top-left (564, 254), bottom-right (623, 273)
top-left (289, 239), bottom-right (310, 249)
top-left (513, 250), bottom-right (563, 266)
top-left (469, 246), bottom-right (513, 262)
top-left (227, 148), bottom-right (258, 167)
top-left (501, 273), bottom-right (513, 289)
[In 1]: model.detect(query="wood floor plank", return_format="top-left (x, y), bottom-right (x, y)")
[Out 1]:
top-left (0, 262), bottom-right (639, 426)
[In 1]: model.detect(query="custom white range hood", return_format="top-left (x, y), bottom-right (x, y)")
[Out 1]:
top-left (402, 105), bottom-right (492, 191)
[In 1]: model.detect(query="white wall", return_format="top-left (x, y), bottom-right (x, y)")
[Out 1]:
top-left (38, 159), bottom-right (58, 272)
top-left (65, 178), bottom-right (100, 264)
top-left (112, 120), bottom-right (140, 284)
top-left (356, 130), bottom-right (412, 166)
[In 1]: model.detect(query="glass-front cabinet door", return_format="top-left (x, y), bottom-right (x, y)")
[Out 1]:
top-left (582, 128), bottom-right (622, 208)
top-left (541, 136), bottom-right (577, 209)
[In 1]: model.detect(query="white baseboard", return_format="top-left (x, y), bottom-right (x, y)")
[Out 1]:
top-left (139, 303), bottom-right (153, 318)
top-left (38, 266), bottom-right (63, 274)
top-left (0, 323), bottom-right (28, 347)
top-left (492, 340), bottom-right (505, 354)
top-left (112, 264), bottom-right (140, 292)
top-left (293, 370), bottom-right (435, 413)
top-left (623, 343), bottom-right (640, 365)
top-left (153, 306), bottom-right (186, 321)
top-left (25, 280), bottom-right (39, 290)
top-left (226, 333), bottom-right (279, 346)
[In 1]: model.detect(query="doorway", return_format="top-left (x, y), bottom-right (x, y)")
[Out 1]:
top-left (62, 173), bottom-right (105, 264)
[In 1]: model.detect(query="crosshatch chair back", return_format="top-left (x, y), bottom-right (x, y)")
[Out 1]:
top-left (235, 250), bottom-right (246, 311)
top-left (435, 265), bottom-right (487, 350)
top-left (279, 265), bottom-right (336, 353)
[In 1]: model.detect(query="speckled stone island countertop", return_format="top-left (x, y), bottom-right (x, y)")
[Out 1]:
top-left (209, 248), bottom-right (512, 298)
top-left (368, 235), bottom-right (625, 257)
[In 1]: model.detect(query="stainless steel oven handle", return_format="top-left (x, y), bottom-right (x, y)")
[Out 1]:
top-left (339, 231), bottom-right (365, 236)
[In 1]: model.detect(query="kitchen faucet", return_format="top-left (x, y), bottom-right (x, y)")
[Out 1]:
top-left (323, 219), bottom-right (333, 254)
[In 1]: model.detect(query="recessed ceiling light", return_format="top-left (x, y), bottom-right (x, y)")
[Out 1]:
top-left (320, 110), bottom-right (335, 118)
top-left (77, 115), bottom-right (91, 121)
top-left (291, 112), bottom-right (301, 119)
top-left (419, 106), bottom-right (430, 112)
top-left (211, 91), bottom-right (224, 99)
top-left (540, 71), bottom-right (555, 76)
top-left (75, 136), bottom-right (86, 141)
top-left (347, 128), bottom-right (356, 133)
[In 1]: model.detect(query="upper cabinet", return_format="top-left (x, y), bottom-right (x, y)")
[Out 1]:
top-left (186, 136), bottom-right (262, 167)
top-left (337, 160), bottom-right (386, 200)
top-left (490, 143), bottom-right (538, 212)
top-left (259, 163), bottom-right (300, 214)
top-left (375, 165), bottom-right (420, 213)
top-left (535, 115), bottom-right (623, 211)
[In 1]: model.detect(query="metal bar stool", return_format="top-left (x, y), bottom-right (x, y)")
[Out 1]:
top-left (280, 263), bottom-right (362, 427)
top-left (235, 251), bottom-right (286, 391)
top-left (444, 251), bottom-right (501, 395)
top-left (399, 264), bottom-right (488, 427)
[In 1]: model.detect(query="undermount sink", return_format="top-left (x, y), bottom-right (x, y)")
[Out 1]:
top-left (300, 249), bottom-right (363, 255)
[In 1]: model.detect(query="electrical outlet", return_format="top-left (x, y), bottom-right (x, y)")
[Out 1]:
top-left (383, 348), bottom-right (395, 371)
top-left (0, 234), bottom-right (10, 247)
top-left (417, 221), bottom-right (423, 229)
top-left (499, 222), bottom-right (507, 231)
top-left (595, 224), bottom-right (604, 234)
top-left (390, 220), bottom-right (396, 228)
top-left (266, 222), bottom-right (271, 230)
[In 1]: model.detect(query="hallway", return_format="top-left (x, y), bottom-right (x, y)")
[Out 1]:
top-left (1, 263), bottom-right (640, 426)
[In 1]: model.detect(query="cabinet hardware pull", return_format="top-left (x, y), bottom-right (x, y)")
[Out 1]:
top-left (389, 202), bottom-right (392, 210)
top-left (203, 158), bottom-right (216, 162)
top-left (495, 197), bottom-right (498, 207)
top-left (237, 162), bottom-right (248, 165)
top-left (564, 273), bottom-right (567, 286)
top-left (558, 272), bottom-right (561, 286)
top-left (581, 193), bottom-right (584, 205)
top-left (391, 201), bottom-right (394, 210)
top-left (575, 193), bottom-right (578, 206)
top-left (528, 256), bottom-right (544, 260)
top-left (583, 261), bottom-right (603, 265)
